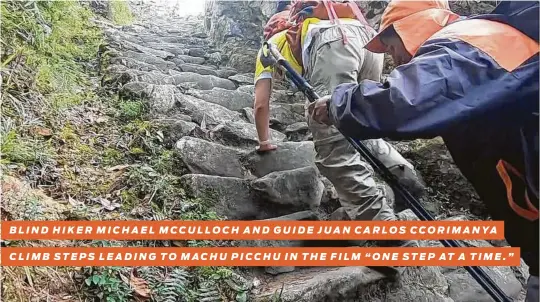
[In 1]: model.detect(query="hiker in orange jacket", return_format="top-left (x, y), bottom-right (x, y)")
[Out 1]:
top-left (309, 0), bottom-right (539, 299)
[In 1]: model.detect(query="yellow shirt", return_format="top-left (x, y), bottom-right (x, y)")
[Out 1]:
top-left (254, 18), bottom-right (324, 84)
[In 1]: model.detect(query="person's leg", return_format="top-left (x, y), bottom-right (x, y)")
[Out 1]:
top-left (305, 24), bottom-right (425, 204)
top-left (362, 139), bottom-right (427, 206)
top-left (353, 39), bottom-right (427, 202)
top-left (304, 24), bottom-right (416, 247)
top-left (526, 275), bottom-right (539, 302)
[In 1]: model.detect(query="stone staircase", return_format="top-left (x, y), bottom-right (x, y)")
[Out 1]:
top-left (99, 7), bottom-right (528, 302)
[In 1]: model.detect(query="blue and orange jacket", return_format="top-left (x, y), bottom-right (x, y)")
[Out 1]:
top-left (328, 2), bottom-right (539, 275)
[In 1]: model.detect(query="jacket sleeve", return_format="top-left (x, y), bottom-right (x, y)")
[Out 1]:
top-left (327, 39), bottom-right (521, 141)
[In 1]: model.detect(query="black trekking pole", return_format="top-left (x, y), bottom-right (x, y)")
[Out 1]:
top-left (261, 41), bottom-right (512, 302)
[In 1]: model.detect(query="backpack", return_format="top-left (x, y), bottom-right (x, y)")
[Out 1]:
top-left (263, 0), bottom-right (372, 69)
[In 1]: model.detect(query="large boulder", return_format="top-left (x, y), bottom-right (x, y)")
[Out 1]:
top-left (251, 166), bottom-right (324, 210)
top-left (176, 137), bottom-right (248, 178)
top-left (120, 82), bottom-right (178, 114)
top-left (180, 174), bottom-right (258, 219)
top-left (241, 141), bottom-right (316, 177)
top-left (209, 121), bottom-right (286, 149)
top-left (153, 118), bottom-right (199, 147)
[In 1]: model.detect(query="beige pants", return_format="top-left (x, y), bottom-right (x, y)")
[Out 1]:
top-left (304, 24), bottom-right (414, 221)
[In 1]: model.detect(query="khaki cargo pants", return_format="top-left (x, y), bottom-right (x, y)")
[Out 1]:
top-left (303, 24), bottom-right (415, 222)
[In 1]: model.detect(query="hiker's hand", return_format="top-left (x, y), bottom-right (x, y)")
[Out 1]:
top-left (256, 141), bottom-right (278, 153)
top-left (308, 95), bottom-right (332, 125)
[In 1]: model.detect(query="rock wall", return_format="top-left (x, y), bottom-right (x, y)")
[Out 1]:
top-left (204, 0), bottom-right (278, 72)
top-left (204, 0), bottom-right (497, 73)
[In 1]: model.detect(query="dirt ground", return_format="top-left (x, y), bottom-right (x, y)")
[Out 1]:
top-left (391, 138), bottom-right (489, 220)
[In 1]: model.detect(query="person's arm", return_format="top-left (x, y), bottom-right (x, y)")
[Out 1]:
top-left (253, 47), bottom-right (277, 152)
top-left (327, 40), bottom-right (527, 141)
top-left (254, 78), bottom-right (275, 149)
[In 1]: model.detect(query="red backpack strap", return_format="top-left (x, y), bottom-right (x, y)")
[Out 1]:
top-left (347, 1), bottom-right (370, 26)
top-left (323, 0), bottom-right (349, 44)
top-left (322, 0), bottom-right (335, 24)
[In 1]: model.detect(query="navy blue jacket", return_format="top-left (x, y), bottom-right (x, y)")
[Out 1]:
top-left (328, 3), bottom-right (539, 276)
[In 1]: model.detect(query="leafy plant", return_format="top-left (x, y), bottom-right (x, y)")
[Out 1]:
top-left (84, 267), bottom-right (132, 302)
top-left (118, 100), bottom-right (145, 120)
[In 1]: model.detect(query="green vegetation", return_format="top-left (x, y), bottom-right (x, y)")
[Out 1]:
top-left (1, 1), bottom-right (102, 109)
top-left (1, 1), bottom-right (245, 301)
top-left (110, 0), bottom-right (134, 25)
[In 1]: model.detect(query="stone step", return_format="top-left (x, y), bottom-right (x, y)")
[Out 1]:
top-left (228, 73), bottom-right (255, 86)
top-left (109, 57), bottom-right (161, 73)
top-left (116, 50), bottom-right (177, 71)
top-left (240, 141), bottom-right (316, 178)
top-left (284, 122), bottom-right (311, 142)
top-left (216, 67), bottom-right (238, 79)
top-left (251, 166), bottom-right (323, 210)
top-left (142, 42), bottom-right (188, 56)
top-left (208, 121), bottom-right (286, 150)
top-left (252, 266), bottom-right (387, 302)
top-left (108, 67), bottom-right (175, 86)
top-left (178, 63), bottom-right (219, 77)
top-left (188, 47), bottom-right (206, 58)
top-left (179, 174), bottom-right (307, 220)
top-left (185, 87), bottom-right (252, 111)
top-left (176, 136), bottom-right (249, 179)
top-left (175, 54), bottom-right (205, 65)
top-left (172, 72), bottom-right (237, 90)
top-left (175, 93), bottom-right (244, 126)
top-left (180, 174), bottom-right (259, 219)
top-left (122, 40), bottom-right (175, 59)
top-left (120, 82), bottom-right (179, 115)
top-left (253, 265), bottom-right (455, 302)
top-left (153, 118), bottom-right (200, 147)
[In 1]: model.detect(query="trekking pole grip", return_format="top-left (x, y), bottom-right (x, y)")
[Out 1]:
top-left (263, 41), bottom-right (320, 103)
